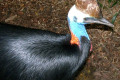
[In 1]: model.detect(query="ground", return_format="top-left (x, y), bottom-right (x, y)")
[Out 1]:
top-left (0, 0), bottom-right (120, 80)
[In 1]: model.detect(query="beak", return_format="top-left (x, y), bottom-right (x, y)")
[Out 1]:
top-left (83, 17), bottom-right (114, 27)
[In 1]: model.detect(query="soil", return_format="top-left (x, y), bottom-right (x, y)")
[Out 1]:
top-left (0, 0), bottom-right (120, 80)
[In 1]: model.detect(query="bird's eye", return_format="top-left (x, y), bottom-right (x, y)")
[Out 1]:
top-left (73, 16), bottom-right (77, 22)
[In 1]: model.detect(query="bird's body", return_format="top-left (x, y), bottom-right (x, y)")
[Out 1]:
top-left (0, 23), bottom-right (90, 80)
top-left (0, 0), bottom-right (114, 80)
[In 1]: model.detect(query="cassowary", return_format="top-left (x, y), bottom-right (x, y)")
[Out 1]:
top-left (0, 0), bottom-right (114, 80)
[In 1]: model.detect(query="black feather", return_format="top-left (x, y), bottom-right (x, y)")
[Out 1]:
top-left (0, 23), bottom-right (90, 80)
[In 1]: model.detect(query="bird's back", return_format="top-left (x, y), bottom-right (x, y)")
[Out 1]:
top-left (0, 23), bottom-right (90, 80)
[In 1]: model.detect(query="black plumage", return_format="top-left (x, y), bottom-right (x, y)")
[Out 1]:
top-left (0, 23), bottom-right (90, 80)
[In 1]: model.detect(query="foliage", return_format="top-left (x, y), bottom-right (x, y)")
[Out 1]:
top-left (109, 0), bottom-right (120, 24)
top-left (108, 0), bottom-right (120, 8)
top-left (99, 0), bottom-right (120, 24)
top-left (111, 9), bottom-right (120, 24)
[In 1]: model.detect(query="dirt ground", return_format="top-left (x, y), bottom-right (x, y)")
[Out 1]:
top-left (0, 0), bottom-right (120, 80)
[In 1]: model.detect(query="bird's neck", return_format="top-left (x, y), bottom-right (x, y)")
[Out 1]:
top-left (68, 20), bottom-right (90, 46)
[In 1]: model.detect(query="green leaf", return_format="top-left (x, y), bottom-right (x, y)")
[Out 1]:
top-left (108, 0), bottom-right (112, 3)
top-left (98, 2), bottom-right (103, 8)
top-left (110, 1), bottom-right (118, 8)
top-left (112, 10), bottom-right (120, 24)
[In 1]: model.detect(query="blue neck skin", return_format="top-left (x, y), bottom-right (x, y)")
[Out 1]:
top-left (68, 17), bottom-right (90, 43)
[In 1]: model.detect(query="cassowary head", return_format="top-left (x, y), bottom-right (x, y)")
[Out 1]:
top-left (67, 0), bottom-right (114, 50)
top-left (68, 0), bottom-right (114, 27)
